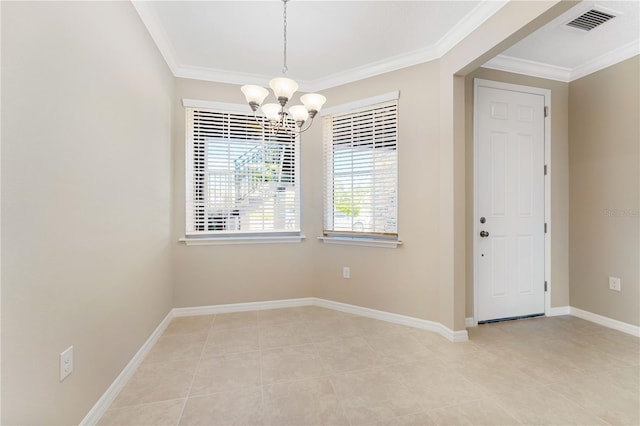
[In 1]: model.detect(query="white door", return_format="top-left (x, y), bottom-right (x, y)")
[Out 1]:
top-left (475, 81), bottom-right (546, 322)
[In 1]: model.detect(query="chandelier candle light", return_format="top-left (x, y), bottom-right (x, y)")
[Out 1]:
top-left (241, 0), bottom-right (326, 134)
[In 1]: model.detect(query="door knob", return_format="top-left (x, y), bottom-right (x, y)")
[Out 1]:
top-left (480, 230), bottom-right (489, 238)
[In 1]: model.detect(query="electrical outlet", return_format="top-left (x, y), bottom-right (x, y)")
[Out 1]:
top-left (608, 276), bottom-right (621, 292)
top-left (343, 266), bottom-right (350, 279)
top-left (60, 346), bottom-right (73, 382)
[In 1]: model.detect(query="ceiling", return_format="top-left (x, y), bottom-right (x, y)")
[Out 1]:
top-left (133, 0), bottom-right (640, 91)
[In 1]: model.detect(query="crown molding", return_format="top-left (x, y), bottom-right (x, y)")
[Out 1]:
top-left (131, 1), bottom-right (179, 75)
top-left (133, 0), bottom-right (508, 91)
top-left (436, 0), bottom-right (509, 56)
top-left (482, 55), bottom-right (572, 82)
top-left (570, 39), bottom-right (640, 81)
top-left (136, 0), bottom-right (638, 88)
top-left (306, 46), bottom-right (440, 92)
top-left (484, 39), bottom-right (640, 83)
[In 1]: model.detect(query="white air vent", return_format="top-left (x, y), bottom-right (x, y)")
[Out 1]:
top-left (566, 9), bottom-right (616, 31)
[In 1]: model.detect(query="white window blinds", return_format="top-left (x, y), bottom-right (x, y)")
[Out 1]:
top-left (322, 99), bottom-right (398, 237)
top-left (185, 107), bottom-right (300, 236)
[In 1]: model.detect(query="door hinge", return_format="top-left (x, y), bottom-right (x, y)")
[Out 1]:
top-left (544, 223), bottom-right (548, 233)
top-left (544, 106), bottom-right (549, 117)
top-left (544, 164), bottom-right (548, 175)
top-left (544, 281), bottom-right (548, 292)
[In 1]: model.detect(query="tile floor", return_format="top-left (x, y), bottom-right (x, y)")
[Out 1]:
top-left (98, 307), bottom-right (640, 425)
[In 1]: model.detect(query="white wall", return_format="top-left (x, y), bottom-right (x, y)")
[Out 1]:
top-left (1, 2), bottom-right (174, 423)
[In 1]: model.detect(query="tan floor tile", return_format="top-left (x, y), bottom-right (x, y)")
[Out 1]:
top-left (202, 326), bottom-right (259, 356)
top-left (305, 317), bottom-right (362, 342)
top-left (296, 306), bottom-right (354, 322)
top-left (111, 359), bottom-right (197, 408)
top-left (190, 351), bottom-right (261, 396)
top-left (261, 344), bottom-right (326, 384)
top-left (592, 365), bottom-right (640, 395)
top-left (144, 331), bottom-right (207, 363)
top-left (164, 315), bottom-right (214, 335)
top-left (518, 357), bottom-right (589, 385)
top-left (259, 322), bottom-right (311, 349)
top-left (97, 399), bottom-right (185, 426)
top-left (258, 307), bottom-right (303, 326)
top-left (427, 399), bottom-right (520, 426)
top-left (547, 374), bottom-right (640, 425)
top-left (179, 388), bottom-right (263, 426)
top-left (371, 410), bottom-right (436, 426)
top-left (316, 336), bottom-right (384, 374)
top-left (407, 328), bottom-right (481, 356)
top-left (443, 351), bottom-right (544, 396)
top-left (330, 368), bottom-right (425, 425)
top-left (99, 311), bottom-right (639, 426)
top-left (491, 384), bottom-right (608, 425)
top-left (553, 315), bottom-right (614, 336)
top-left (212, 311), bottom-right (258, 330)
top-left (366, 333), bottom-right (438, 364)
top-left (263, 377), bottom-right (349, 425)
top-left (388, 358), bottom-right (485, 411)
top-left (350, 316), bottom-right (413, 337)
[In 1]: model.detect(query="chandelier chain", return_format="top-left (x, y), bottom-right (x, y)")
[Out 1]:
top-left (282, 0), bottom-right (288, 75)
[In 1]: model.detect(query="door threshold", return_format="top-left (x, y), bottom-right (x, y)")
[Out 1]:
top-left (478, 313), bottom-right (544, 325)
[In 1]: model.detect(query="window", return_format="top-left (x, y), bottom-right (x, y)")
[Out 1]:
top-left (322, 93), bottom-right (398, 242)
top-left (185, 102), bottom-right (300, 241)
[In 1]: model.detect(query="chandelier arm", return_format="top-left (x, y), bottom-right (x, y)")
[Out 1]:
top-left (296, 116), bottom-right (315, 134)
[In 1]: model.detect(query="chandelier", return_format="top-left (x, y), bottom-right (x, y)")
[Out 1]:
top-left (240, 0), bottom-right (326, 134)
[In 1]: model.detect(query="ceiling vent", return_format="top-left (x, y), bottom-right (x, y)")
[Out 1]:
top-left (566, 9), bottom-right (616, 31)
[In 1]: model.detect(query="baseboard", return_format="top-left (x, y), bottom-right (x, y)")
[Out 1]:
top-left (82, 297), bottom-right (470, 423)
top-left (465, 317), bottom-right (476, 327)
top-left (79, 309), bottom-right (174, 425)
top-left (570, 307), bottom-right (640, 337)
top-left (172, 297), bottom-right (468, 342)
top-left (313, 298), bottom-right (468, 342)
top-left (547, 306), bottom-right (571, 316)
top-left (172, 297), bottom-right (315, 317)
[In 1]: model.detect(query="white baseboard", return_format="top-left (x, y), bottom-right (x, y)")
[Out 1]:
top-left (547, 306), bottom-right (571, 316)
top-left (82, 297), bottom-right (471, 423)
top-left (173, 297), bottom-right (468, 342)
top-left (313, 298), bottom-right (468, 342)
top-left (465, 317), bottom-right (476, 327)
top-left (172, 297), bottom-right (314, 317)
top-left (79, 309), bottom-right (174, 425)
top-left (570, 307), bottom-right (640, 337)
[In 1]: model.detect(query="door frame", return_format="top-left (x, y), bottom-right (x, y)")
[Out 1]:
top-left (472, 78), bottom-right (551, 325)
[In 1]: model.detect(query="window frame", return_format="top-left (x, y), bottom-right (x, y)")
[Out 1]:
top-left (320, 92), bottom-right (402, 248)
top-left (181, 99), bottom-right (304, 245)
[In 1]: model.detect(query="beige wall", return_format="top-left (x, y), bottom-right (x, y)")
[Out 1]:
top-left (170, 2), bottom-right (574, 330)
top-left (438, 0), bottom-right (573, 330)
top-left (1, 2), bottom-right (174, 424)
top-left (569, 56), bottom-right (640, 326)
top-left (171, 78), bottom-right (315, 308)
top-left (171, 63), bottom-right (442, 320)
top-left (309, 63), bottom-right (443, 322)
top-left (464, 68), bottom-right (571, 317)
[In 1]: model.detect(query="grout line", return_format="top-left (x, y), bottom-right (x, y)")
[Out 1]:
top-left (175, 314), bottom-right (216, 425)
top-left (257, 313), bottom-right (266, 424)
top-left (112, 310), bottom-right (636, 425)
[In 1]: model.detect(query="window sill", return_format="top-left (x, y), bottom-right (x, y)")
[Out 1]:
top-left (317, 236), bottom-right (403, 249)
top-left (180, 235), bottom-right (306, 246)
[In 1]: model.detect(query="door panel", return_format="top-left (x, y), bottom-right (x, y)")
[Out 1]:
top-left (476, 84), bottom-right (545, 322)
